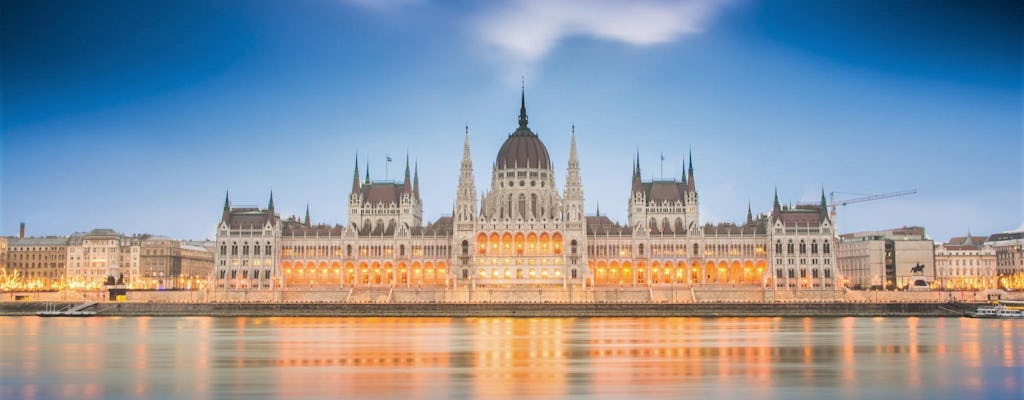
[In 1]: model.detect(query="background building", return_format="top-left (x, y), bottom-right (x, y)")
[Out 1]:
top-left (0, 237), bottom-right (7, 272)
top-left (987, 231), bottom-right (1024, 277)
top-left (5, 237), bottom-right (68, 287)
top-left (837, 227), bottom-right (935, 289)
top-left (66, 229), bottom-right (142, 286)
top-left (140, 236), bottom-right (214, 289)
top-left (935, 233), bottom-right (996, 289)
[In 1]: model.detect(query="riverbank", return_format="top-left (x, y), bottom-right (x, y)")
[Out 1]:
top-left (0, 301), bottom-right (975, 317)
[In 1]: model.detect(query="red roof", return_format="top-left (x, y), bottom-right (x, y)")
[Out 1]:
top-left (586, 215), bottom-right (632, 236)
top-left (646, 181), bottom-right (686, 203)
top-left (362, 182), bottom-right (405, 204)
top-left (778, 211), bottom-right (822, 227)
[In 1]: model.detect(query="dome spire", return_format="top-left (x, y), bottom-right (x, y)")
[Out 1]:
top-left (518, 77), bottom-right (528, 129)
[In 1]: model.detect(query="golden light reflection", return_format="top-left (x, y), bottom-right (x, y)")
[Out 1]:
top-left (471, 318), bottom-right (568, 398)
top-left (2, 317), bottom-right (1021, 399)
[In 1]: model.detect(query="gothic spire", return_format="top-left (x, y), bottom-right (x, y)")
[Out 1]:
top-left (820, 189), bottom-right (830, 222)
top-left (268, 190), bottom-right (275, 211)
top-left (222, 190), bottom-right (231, 222)
top-left (688, 147), bottom-right (694, 174)
top-left (403, 153), bottom-right (412, 194)
top-left (634, 149), bottom-right (641, 177)
top-left (352, 154), bottom-right (361, 194)
top-left (773, 187), bottom-right (781, 212)
top-left (462, 126), bottom-right (472, 166)
top-left (413, 160), bottom-right (420, 199)
top-left (687, 147), bottom-right (696, 191)
top-left (304, 203), bottom-right (310, 225)
top-left (518, 79), bottom-right (528, 129)
top-left (364, 161), bottom-right (370, 184)
top-left (747, 201), bottom-right (753, 223)
top-left (568, 125), bottom-right (578, 165)
top-left (631, 149), bottom-right (643, 195)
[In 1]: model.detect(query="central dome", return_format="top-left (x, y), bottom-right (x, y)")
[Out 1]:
top-left (494, 90), bottom-right (551, 170)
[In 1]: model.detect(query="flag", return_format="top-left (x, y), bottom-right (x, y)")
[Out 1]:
top-left (386, 155), bottom-right (392, 162)
top-left (660, 153), bottom-right (664, 161)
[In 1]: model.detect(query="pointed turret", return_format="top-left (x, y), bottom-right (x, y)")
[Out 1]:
top-left (772, 187), bottom-right (781, 217)
top-left (352, 155), bottom-right (361, 194)
top-left (687, 148), bottom-right (695, 191)
top-left (222, 190), bottom-right (231, 222)
top-left (403, 153), bottom-right (412, 194)
top-left (820, 189), bottom-right (830, 222)
top-left (364, 161), bottom-right (370, 184)
top-left (413, 161), bottom-right (420, 200)
top-left (747, 202), bottom-right (753, 224)
top-left (631, 150), bottom-right (643, 194)
top-left (304, 203), bottom-right (311, 225)
top-left (268, 190), bottom-right (275, 211)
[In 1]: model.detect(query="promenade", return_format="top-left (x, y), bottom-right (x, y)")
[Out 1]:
top-left (1, 286), bottom-right (1010, 317)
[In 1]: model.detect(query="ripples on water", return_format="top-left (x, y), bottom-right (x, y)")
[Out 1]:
top-left (1, 317), bottom-right (1020, 399)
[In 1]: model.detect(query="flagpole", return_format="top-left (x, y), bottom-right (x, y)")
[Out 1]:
top-left (660, 153), bottom-right (664, 180)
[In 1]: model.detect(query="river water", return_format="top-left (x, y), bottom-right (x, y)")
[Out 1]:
top-left (1, 317), bottom-right (1020, 399)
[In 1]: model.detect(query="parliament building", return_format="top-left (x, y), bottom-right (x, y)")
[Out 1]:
top-left (213, 91), bottom-right (838, 292)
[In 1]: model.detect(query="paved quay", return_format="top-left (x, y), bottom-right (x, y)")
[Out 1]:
top-left (1, 301), bottom-right (973, 317)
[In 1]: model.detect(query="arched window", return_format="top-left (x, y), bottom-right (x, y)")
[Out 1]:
top-left (571, 269), bottom-right (578, 279)
top-left (266, 243), bottom-right (272, 256)
top-left (649, 218), bottom-right (657, 230)
top-left (787, 241), bottom-right (794, 254)
top-left (811, 241), bottom-right (818, 254)
top-left (462, 269), bottom-right (469, 279)
top-left (639, 244), bottom-right (645, 256)
top-left (799, 241), bottom-right (806, 254)
top-left (346, 245), bottom-right (353, 257)
top-left (823, 241), bottom-right (831, 254)
top-left (570, 239), bottom-right (578, 255)
top-left (220, 244), bottom-right (227, 256)
top-left (231, 243), bottom-right (238, 256)
top-left (254, 243), bottom-right (261, 255)
top-left (461, 240), bottom-right (469, 256)
top-left (775, 241), bottom-right (783, 254)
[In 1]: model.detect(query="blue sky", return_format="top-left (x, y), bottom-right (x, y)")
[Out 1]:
top-left (2, 0), bottom-right (1021, 242)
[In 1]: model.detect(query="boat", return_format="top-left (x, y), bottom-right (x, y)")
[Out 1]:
top-left (969, 300), bottom-right (1024, 319)
top-left (36, 301), bottom-right (98, 317)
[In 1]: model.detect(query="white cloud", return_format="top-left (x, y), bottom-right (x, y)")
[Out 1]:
top-left (475, 0), bottom-right (727, 76)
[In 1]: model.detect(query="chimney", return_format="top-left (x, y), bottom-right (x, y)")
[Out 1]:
top-left (19, 222), bottom-right (25, 238)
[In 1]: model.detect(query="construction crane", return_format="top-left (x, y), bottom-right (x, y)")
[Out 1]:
top-left (828, 189), bottom-right (917, 220)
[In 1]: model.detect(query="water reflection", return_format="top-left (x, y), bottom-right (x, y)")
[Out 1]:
top-left (0, 316), bottom-right (1020, 399)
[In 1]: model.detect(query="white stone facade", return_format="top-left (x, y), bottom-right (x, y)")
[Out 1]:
top-left (213, 93), bottom-right (838, 291)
